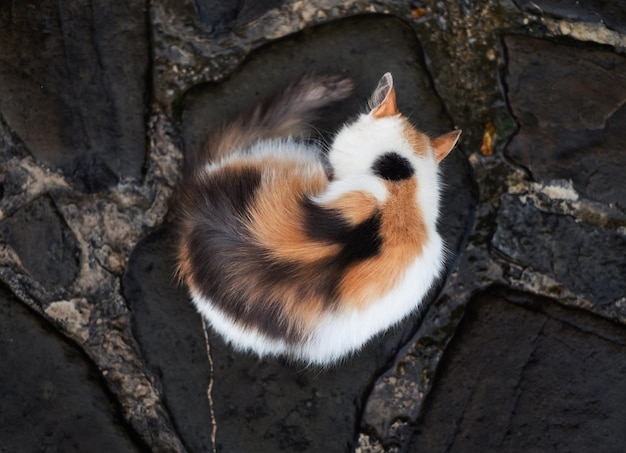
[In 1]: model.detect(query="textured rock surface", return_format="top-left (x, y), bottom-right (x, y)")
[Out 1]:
top-left (0, 284), bottom-right (141, 452)
top-left (0, 0), bottom-right (149, 191)
top-left (513, 0), bottom-right (626, 34)
top-left (505, 35), bottom-right (626, 208)
top-left (0, 1), bottom-right (625, 452)
top-left (407, 287), bottom-right (626, 452)
top-left (493, 193), bottom-right (626, 307)
top-left (0, 196), bottom-right (79, 292)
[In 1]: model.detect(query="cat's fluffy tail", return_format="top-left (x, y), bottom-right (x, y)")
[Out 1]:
top-left (193, 75), bottom-right (353, 166)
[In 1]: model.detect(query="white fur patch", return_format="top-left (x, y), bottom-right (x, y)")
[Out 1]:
top-left (312, 174), bottom-right (388, 205)
top-left (191, 291), bottom-right (292, 359)
top-left (299, 233), bottom-right (445, 365)
top-left (329, 115), bottom-right (413, 180)
top-left (192, 230), bottom-right (444, 365)
top-left (202, 138), bottom-right (325, 177)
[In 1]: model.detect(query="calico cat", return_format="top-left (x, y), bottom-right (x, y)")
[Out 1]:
top-left (174, 73), bottom-right (460, 365)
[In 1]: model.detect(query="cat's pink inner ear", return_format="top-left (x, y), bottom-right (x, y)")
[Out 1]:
top-left (371, 73), bottom-right (399, 118)
top-left (432, 130), bottom-right (461, 163)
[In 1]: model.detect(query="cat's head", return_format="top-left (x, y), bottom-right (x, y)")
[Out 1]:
top-left (328, 73), bottom-right (460, 184)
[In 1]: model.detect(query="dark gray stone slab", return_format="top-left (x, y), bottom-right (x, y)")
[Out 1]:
top-left (0, 196), bottom-right (79, 293)
top-left (407, 287), bottom-right (626, 452)
top-left (0, 0), bottom-right (149, 192)
top-left (492, 194), bottom-right (626, 307)
top-left (504, 35), bottom-right (626, 209)
top-left (513, 0), bottom-right (626, 34)
top-left (0, 284), bottom-right (142, 452)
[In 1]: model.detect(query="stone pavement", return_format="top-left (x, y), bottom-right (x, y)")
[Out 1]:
top-left (0, 1), bottom-right (624, 452)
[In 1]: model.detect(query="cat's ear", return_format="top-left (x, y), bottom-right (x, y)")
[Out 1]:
top-left (369, 73), bottom-right (399, 118)
top-left (431, 130), bottom-right (461, 163)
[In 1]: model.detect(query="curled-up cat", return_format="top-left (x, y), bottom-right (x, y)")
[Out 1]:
top-left (174, 73), bottom-right (460, 365)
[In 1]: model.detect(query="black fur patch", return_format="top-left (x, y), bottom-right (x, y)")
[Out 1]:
top-left (372, 152), bottom-right (414, 181)
top-left (183, 165), bottom-right (302, 340)
top-left (302, 199), bottom-right (382, 264)
top-left (300, 198), bottom-right (383, 303)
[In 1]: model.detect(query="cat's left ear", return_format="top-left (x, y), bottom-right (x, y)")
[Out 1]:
top-left (369, 73), bottom-right (399, 118)
top-left (431, 130), bottom-right (461, 163)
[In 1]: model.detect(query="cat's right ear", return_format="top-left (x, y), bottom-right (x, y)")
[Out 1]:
top-left (369, 73), bottom-right (399, 118)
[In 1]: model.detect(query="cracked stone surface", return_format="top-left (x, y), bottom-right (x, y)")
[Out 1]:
top-left (0, 284), bottom-right (141, 452)
top-left (0, 0), bottom-right (149, 192)
top-left (513, 0), bottom-right (626, 35)
top-left (406, 287), bottom-right (626, 452)
top-left (492, 193), bottom-right (626, 309)
top-left (505, 34), bottom-right (626, 209)
top-left (0, 0), bottom-right (625, 452)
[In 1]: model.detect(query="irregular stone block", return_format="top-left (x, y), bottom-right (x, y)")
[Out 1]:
top-left (0, 0), bottom-right (149, 192)
top-left (513, 0), bottom-right (626, 34)
top-left (0, 284), bottom-right (140, 452)
top-left (492, 194), bottom-right (626, 306)
top-left (505, 35), bottom-right (626, 209)
top-left (154, 0), bottom-right (286, 39)
top-left (408, 287), bottom-right (626, 452)
top-left (0, 196), bottom-right (79, 293)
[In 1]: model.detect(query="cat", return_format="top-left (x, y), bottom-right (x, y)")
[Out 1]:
top-left (174, 73), bottom-right (460, 365)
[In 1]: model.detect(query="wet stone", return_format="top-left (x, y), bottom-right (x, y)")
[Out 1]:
top-left (504, 35), bottom-right (626, 209)
top-left (407, 287), bottom-right (626, 452)
top-left (0, 196), bottom-right (79, 293)
top-left (0, 284), bottom-right (141, 452)
top-left (492, 194), bottom-right (626, 307)
top-left (513, 0), bottom-right (626, 34)
top-left (0, 0), bottom-right (149, 192)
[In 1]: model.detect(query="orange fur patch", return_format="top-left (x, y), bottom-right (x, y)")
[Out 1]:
top-left (339, 178), bottom-right (427, 308)
top-left (372, 87), bottom-right (399, 118)
top-left (402, 121), bottom-right (430, 157)
top-left (431, 130), bottom-right (461, 163)
top-left (249, 156), bottom-right (340, 263)
top-left (326, 191), bottom-right (380, 225)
